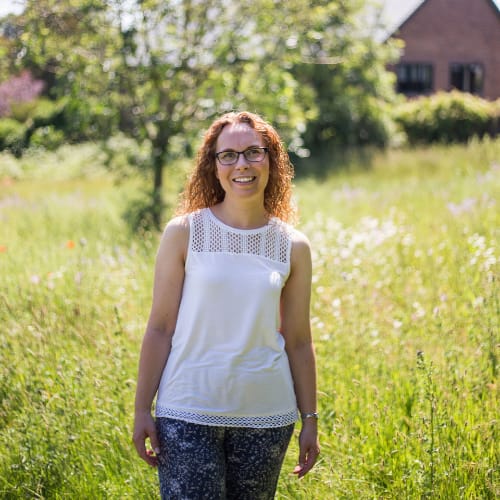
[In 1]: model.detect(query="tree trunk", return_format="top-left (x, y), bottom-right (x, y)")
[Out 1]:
top-left (150, 119), bottom-right (170, 229)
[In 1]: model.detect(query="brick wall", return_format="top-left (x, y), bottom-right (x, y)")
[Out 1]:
top-left (392, 0), bottom-right (500, 99)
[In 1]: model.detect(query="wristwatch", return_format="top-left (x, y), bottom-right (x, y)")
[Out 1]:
top-left (301, 412), bottom-right (319, 420)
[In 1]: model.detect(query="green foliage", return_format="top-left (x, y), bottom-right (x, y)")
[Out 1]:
top-left (0, 94), bottom-right (71, 152)
top-left (0, 142), bottom-right (109, 180)
top-left (29, 125), bottom-right (65, 150)
top-left (394, 91), bottom-right (497, 145)
top-left (100, 133), bottom-right (152, 178)
top-left (290, 5), bottom-right (402, 158)
top-left (122, 189), bottom-right (165, 235)
top-left (28, 98), bottom-right (66, 128)
top-left (0, 139), bottom-right (499, 498)
top-left (0, 118), bottom-right (26, 155)
top-left (1, 0), bottom-right (401, 226)
top-left (59, 96), bottom-right (118, 142)
top-left (9, 95), bottom-right (62, 125)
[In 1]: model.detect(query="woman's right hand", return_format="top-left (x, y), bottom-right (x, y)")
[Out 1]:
top-left (133, 218), bottom-right (188, 467)
top-left (133, 411), bottom-right (161, 467)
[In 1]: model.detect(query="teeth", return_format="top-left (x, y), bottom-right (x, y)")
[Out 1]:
top-left (233, 177), bottom-right (254, 183)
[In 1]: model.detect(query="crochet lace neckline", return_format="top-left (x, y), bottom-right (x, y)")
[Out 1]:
top-left (207, 208), bottom-right (273, 234)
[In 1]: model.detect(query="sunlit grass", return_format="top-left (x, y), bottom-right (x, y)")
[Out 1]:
top-left (1, 138), bottom-right (498, 498)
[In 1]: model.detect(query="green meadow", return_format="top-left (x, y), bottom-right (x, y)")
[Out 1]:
top-left (0, 138), bottom-right (498, 499)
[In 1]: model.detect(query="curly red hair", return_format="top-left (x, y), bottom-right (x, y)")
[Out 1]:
top-left (177, 111), bottom-right (296, 223)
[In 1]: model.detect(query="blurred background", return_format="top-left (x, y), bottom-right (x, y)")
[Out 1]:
top-left (1, 0), bottom-right (498, 228)
top-left (1, 2), bottom-right (499, 499)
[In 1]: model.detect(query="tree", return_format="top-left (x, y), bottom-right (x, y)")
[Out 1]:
top-left (109, 0), bottom-right (321, 227)
top-left (4, 0), bottom-right (399, 227)
top-left (6, 0), bottom-right (316, 227)
top-left (3, 0), bottom-right (123, 141)
top-left (288, 0), bottom-right (401, 161)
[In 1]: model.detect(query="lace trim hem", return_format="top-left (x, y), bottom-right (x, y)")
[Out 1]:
top-left (155, 406), bottom-right (298, 428)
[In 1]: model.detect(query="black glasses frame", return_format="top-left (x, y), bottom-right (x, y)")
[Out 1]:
top-left (215, 147), bottom-right (269, 165)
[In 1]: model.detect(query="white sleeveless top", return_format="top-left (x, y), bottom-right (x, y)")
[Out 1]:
top-left (155, 208), bottom-right (298, 428)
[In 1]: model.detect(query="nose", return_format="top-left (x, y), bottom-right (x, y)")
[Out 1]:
top-left (235, 153), bottom-right (249, 168)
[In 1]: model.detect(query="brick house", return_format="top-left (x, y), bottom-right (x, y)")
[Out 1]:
top-left (388, 0), bottom-right (500, 99)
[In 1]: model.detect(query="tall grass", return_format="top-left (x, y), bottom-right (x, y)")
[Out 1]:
top-left (1, 138), bottom-right (498, 499)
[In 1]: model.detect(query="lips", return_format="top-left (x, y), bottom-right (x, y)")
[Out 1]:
top-left (233, 176), bottom-right (256, 183)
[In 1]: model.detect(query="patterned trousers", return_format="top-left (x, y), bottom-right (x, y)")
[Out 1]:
top-left (156, 417), bottom-right (294, 500)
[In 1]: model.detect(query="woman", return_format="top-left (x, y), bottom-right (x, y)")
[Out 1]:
top-left (133, 111), bottom-right (319, 499)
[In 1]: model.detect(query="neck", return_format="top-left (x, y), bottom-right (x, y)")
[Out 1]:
top-left (211, 200), bottom-right (268, 229)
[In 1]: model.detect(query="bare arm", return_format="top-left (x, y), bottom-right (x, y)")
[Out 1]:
top-left (133, 216), bottom-right (188, 466)
top-left (281, 231), bottom-right (320, 478)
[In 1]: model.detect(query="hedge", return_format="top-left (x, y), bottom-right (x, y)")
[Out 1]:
top-left (394, 91), bottom-right (499, 145)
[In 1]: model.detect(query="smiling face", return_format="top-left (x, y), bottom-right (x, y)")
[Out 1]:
top-left (179, 111), bottom-right (295, 223)
top-left (215, 123), bottom-right (270, 203)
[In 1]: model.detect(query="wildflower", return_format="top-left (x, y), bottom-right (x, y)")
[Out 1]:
top-left (66, 240), bottom-right (76, 249)
top-left (30, 275), bottom-right (40, 284)
top-left (0, 245), bottom-right (6, 252)
top-left (447, 198), bottom-right (476, 216)
top-left (402, 233), bottom-right (414, 246)
top-left (412, 302), bottom-right (425, 319)
top-left (473, 296), bottom-right (484, 308)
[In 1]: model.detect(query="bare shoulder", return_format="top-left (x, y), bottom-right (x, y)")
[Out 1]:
top-left (289, 228), bottom-right (312, 265)
top-left (164, 214), bottom-right (190, 232)
top-left (162, 214), bottom-right (189, 238)
top-left (157, 214), bottom-right (190, 259)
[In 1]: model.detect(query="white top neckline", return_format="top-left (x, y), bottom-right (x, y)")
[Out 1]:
top-left (207, 207), bottom-right (273, 234)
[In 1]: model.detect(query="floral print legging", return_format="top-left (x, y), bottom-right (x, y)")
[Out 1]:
top-left (155, 418), bottom-right (294, 500)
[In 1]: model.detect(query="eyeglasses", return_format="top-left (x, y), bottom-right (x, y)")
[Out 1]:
top-left (215, 147), bottom-right (268, 166)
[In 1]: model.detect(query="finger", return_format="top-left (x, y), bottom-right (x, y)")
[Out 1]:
top-left (142, 445), bottom-right (159, 467)
top-left (149, 426), bottom-right (161, 456)
top-left (297, 447), bottom-right (307, 470)
top-left (294, 447), bottom-right (320, 478)
top-left (133, 432), bottom-right (159, 467)
top-left (301, 449), bottom-right (320, 477)
top-left (297, 458), bottom-right (314, 478)
top-left (145, 448), bottom-right (160, 467)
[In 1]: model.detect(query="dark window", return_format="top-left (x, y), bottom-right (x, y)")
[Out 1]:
top-left (450, 63), bottom-right (484, 95)
top-left (396, 63), bottom-right (433, 95)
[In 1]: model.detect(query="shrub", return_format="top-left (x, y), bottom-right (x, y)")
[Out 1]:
top-left (491, 98), bottom-right (500, 136)
top-left (0, 118), bottom-right (26, 155)
top-left (29, 98), bottom-right (66, 128)
top-left (29, 126), bottom-right (65, 151)
top-left (60, 97), bottom-right (118, 142)
top-left (10, 97), bottom-right (66, 128)
top-left (8, 100), bottom-right (39, 123)
top-left (394, 91), bottom-right (496, 144)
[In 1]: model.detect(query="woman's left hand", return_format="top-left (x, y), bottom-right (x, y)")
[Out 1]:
top-left (293, 419), bottom-right (320, 478)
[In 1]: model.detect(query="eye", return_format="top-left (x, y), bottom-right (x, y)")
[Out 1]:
top-left (245, 148), bottom-right (262, 160)
top-left (219, 151), bottom-right (237, 162)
